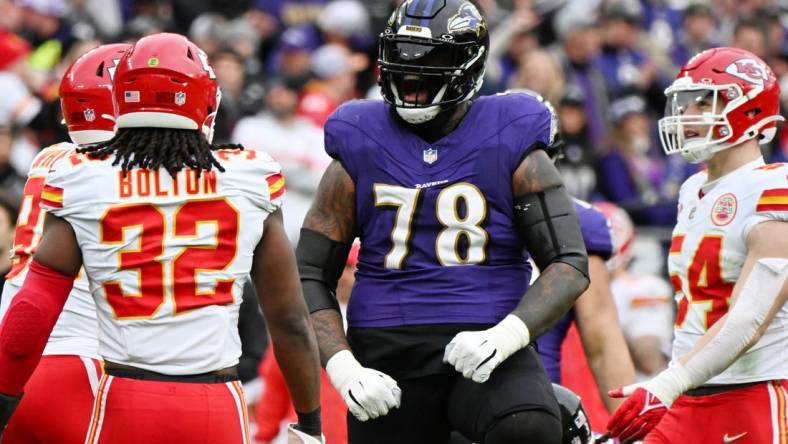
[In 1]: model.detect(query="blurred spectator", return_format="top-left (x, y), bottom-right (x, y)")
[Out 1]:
top-left (18, 0), bottom-right (72, 75)
top-left (0, 190), bottom-right (18, 296)
top-left (555, 86), bottom-right (598, 201)
top-left (486, 3), bottom-right (541, 91)
top-left (641, 0), bottom-right (684, 55)
top-left (595, 201), bottom-right (672, 381)
top-left (297, 43), bottom-right (360, 127)
top-left (509, 49), bottom-right (564, 105)
top-left (254, 0), bottom-right (327, 29)
top-left (189, 13), bottom-right (227, 56)
top-left (763, 8), bottom-right (785, 60)
top-left (316, 0), bottom-right (371, 49)
top-left (232, 79), bottom-right (329, 242)
top-left (0, 0), bottom-right (24, 31)
top-left (0, 31), bottom-right (32, 78)
top-left (0, 72), bottom-right (41, 130)
top-left (272, 25), bottom-right (321, 90)
top-left (0, 125), bottom-right (25, 200)
top-left (670, 3), bottom-right (718, 66)
top-left (212, 48), bottom-right (247, 143)
top-left (596, 94), bottom-right (677, 226)
top-left (772, 40), bottom-right (788, 162)
top-left (67, 0), bottom-right (124, 41)
top-left (553, 4), bottom-right (609, 148)
top-left (170, 0), bottom-right (250, 33)
top-left (597, 0), bottom-right (656, 99)
top-left (732, 17), bottom-right (768, 58)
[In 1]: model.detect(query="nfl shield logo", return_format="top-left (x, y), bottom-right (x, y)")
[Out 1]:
top-left (83, 108), bottom-right (96, 122)
top-left (423, 147), bottom-right (438, 164)
top-left (175, 91), bottom-right (186, 106)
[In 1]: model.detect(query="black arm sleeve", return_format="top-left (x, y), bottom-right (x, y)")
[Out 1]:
top-left (295, 228), bottom-right (352, 313)
top-left (514, 185), bottom-right (589, 279)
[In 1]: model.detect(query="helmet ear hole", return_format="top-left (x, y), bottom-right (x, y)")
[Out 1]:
top-left (744, 108), bottom-right (761, 118)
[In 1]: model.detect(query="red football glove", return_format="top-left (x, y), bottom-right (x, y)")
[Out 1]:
top-left (606, 386), bottom-right (668, 443)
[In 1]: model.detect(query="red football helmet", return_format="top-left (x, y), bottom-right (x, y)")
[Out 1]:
top-left (593, 201), bottom-right (635, 271)
top-left (114, 33), bottom-right (221, 142)
top-left (60, 43), bottom-right (131, 145)
top-left (659, 47), bottom-right (784, 163)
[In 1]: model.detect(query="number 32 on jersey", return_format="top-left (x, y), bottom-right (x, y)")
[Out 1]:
top-left (100, 198), bottom-right (238, 320)
top-left (374, 182), bottom-right (488, 268)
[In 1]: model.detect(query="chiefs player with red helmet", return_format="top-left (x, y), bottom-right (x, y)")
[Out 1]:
top-left (0, 33), bottom-right (323, 444)
top-left (0, 43), bottom-right (129, 444)
top-left (606, 47), bottom-right (788, 443)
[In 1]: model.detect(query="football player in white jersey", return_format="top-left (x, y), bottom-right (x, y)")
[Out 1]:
top-left (606, 47), bottom-right (788, 443)
top-left (0, 43), bottom-right (129, 444)
top-left (0, 33), bottom-right (323, 444)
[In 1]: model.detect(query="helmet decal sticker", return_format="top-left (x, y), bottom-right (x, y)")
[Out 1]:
top-left (725, 58), bottom-right (768, 86)
top-left (447, 3), bottom-right (484, 35)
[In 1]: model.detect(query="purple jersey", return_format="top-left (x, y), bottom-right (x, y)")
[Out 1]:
top-left (537, 199), bottom-right (613, 383)
top-left (325, 94), bottom-right (555, 328)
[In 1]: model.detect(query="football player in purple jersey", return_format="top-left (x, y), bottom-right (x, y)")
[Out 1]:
top-left (296, 1), bottom-right (589, 443)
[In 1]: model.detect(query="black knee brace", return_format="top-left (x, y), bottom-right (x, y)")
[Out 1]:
top-left (484, 409), bottom-right (562, 444)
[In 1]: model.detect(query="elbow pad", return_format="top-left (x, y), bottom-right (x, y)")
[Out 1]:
top-left (514, 186), bottom-right (589, 278)
top-left (296, 228), bottom-right (352, 313)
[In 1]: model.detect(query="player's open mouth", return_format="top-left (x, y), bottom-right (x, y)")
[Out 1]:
top-left (401, 75), bottom-right (431, 105)
top-left (683, 129), bottom-right (700, 138)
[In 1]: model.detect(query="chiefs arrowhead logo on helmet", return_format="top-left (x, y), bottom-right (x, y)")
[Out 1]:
top-left (725, 58), bottom-right (768, 86)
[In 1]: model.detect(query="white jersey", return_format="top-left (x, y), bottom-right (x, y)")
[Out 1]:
top-left (611, 272), bottom-right (673, 380)
top-left (41, 148), bottom-right (285, 375)
top-left (232, 113), bottom-right (329, 242)
top-left (669, 158), bottom-right (788, 384)
top-left (1, 143), bottom-right (98, 358)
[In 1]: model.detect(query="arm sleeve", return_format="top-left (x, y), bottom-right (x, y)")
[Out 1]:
top-left (0, 261), bottom-right (75, 395)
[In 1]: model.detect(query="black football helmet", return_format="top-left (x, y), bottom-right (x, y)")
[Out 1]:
top-left (378, 0), bottom-right (490, 124)
top-left (553, 384), bottom-right (594, 444)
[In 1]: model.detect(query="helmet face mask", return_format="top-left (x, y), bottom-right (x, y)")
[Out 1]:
top-left (658, 47), bottom-right (784, 164)
top-left (378, 0), bottom-right (489, 124)
top-left (659, 85), bottom-right (736, 163)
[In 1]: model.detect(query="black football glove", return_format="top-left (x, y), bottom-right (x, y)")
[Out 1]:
top-left (0, 392), bottom-right (22, 438)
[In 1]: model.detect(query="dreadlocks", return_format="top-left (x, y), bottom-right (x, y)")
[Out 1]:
top-left (77, 128), bottom-right (242, 178)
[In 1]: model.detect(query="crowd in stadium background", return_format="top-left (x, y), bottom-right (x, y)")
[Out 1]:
top-left (0, 0), bottom-right (785, 442)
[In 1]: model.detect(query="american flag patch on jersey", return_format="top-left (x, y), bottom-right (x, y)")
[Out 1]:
top-left (266, 173), bottom-right (285, 200)
top-left (756, 188), bottom-right (788, 212)
top-left (41, 184), bottom-right (64, 208)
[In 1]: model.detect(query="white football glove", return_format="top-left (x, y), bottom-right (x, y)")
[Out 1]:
top-left (444, 315), bottom-right (531, 383)
top-left (325, 350), bottom-right (402, 422)
top-left (287, 424), bottom-right (324, 444)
